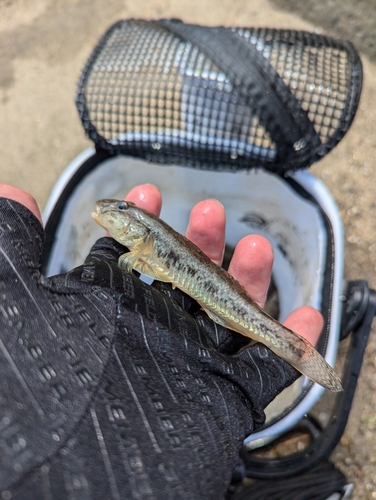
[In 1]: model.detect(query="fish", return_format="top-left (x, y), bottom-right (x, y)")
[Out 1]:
top-left (92, 199), bottom-right (342, 392)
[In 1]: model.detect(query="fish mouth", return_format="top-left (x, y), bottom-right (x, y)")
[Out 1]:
top-left (91, 200), bottom-right (115, 225)
top-left (91, 202), bottom-right (114, 234)
top-left (91, 207), bottom-right (99, 220)
top-left (91, 201), bottom-right (102, 221)
top-left (92, 199), bottom-right (119, 219)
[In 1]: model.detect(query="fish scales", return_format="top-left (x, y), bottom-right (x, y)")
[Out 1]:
top-left (131, 220), bottom-right (309, 353)
top-left (92, 199), bottom-right (342, 392)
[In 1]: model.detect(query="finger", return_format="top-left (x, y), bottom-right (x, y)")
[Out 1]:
top-left (186, 199), bottom-right (226, 266)
top-left (228, 235), bottom-right (273, 308)
top-left (0, 184), bottom-right (42, 224)
top-left (282, 305), bottom-right (324, 347)
top-left (125, 184), bottom-right (162, 216)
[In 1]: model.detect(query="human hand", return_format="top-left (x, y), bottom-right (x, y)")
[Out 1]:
top-left (0, 183), bottom-right (323, 499)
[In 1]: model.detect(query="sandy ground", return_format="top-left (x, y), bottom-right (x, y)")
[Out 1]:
top-left (0, 0), bottom-right (375, 498)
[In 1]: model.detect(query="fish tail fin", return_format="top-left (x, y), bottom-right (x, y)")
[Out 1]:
top-left (280, 336), bottom-right (343, 392)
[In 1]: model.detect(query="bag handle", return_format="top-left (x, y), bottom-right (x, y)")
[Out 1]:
top-left (240, 280), bottom-right (376, 479)
top-left (156, 19), bottom-right (322, 168)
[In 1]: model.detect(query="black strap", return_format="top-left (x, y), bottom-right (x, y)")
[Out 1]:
top-left (156, 19), bottom-right (322, 165)
top-left (240, 280), bottom-right (376, 479)
top-left (229, 461), bottom-right (348, 500)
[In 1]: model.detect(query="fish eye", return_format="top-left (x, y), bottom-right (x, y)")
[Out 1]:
top-left (118, 201), bottom-right (128, 211)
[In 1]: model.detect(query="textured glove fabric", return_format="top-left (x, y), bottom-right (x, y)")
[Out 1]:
top-left (0, 198), bottom-right (299, 499)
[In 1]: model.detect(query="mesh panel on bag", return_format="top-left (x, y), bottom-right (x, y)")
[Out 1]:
top-left (76, 19), bottom-right (362, 174)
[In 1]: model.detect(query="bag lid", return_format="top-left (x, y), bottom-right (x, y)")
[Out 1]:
top-left (76, 19), bottom-right (362, 174)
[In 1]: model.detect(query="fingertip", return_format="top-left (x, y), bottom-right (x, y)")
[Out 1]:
top-left (228, 234), bottom-right (274, 307)
top-left (0, 184), bottom-right (42, 224)
top-left (186, 199), bottom-right (226, 265)
top-left (283, 306), bottom-right (324, 346)
top-left (190, 199), bottom-right (225, 216)
top-left (125, 184), bottom-right (162, 215)
top-left (188, 200), bottom-right (226, 234)
top-left (232, 235), bottom-right (274, 270)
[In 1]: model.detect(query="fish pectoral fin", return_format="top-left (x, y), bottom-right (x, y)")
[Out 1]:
top-left (118, 250), bottom-right (173, 284)
top-left (118, 251), bottom-right (142, 273)
top-left (118, 232), bottom-right (154, 274)
top-left (133, 260), bottom-right (172, 284)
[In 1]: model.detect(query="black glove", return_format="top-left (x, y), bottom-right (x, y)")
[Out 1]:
top-left (0, 198), bottom-right (299, 499)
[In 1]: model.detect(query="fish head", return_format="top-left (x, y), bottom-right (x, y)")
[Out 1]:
top-left (92, 199), bottom-right (149, 247)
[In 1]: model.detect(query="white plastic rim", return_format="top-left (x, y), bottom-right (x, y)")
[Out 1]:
top-left (43, 150), bottom-right (344, 447)
top-left (43, 148), bottom-right (97, 225)
top-left (245, 170), bottom-right (344, 447)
